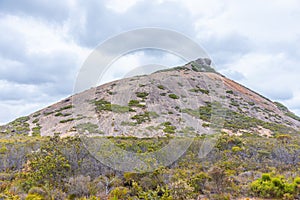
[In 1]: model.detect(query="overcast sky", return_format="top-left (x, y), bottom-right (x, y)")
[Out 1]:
top-left (0, 0), bottom-right (300, 124)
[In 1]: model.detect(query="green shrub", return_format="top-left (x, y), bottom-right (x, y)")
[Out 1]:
top-left (0, 145), bottom-right (8, 154)
top-left (189, 87), bottom-right (209, 95)
top-left (168, 94), bottom-right (179, 99)
top-left (28, 187), bottom-right (47, 198)
top-left (161, 122), bottom-right (176, 133)
top-left (157, 85), bottom-right (165, 90)
top-left (202, 123), bottom-right (210, 128)
top-left (25, 194), bottom-right (44, 200)
top-left (231, 146), bottom-right (242, 153)
top-left (226, 90), bottom-right (234, 94)
top-left (163, 126), bottom-right (176, 134)
top-left (136, 92), bottom-right (149, 99)
top-left (251, 174), bottom-right (296, 198)
top-left (128, 100), bottom-right (145, 108)
top-left (57, 105), bottom-right (73, 112)
top-left (59, 118), bottom-right (75, 123)
top-left (32, 118), bottom-right (39, 124)
top-left (294, 177), bottom-right (300, 185)
top-left (109, 187), bottom-right (129, 200)
top-left (131, 112), bottom-right (151, 124)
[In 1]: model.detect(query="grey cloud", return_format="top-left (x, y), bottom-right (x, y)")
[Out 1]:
top-left (0, 51), bottom-right (78, 86)
top-left (0, 0), bottom-right (70, 22)
top-left (202, 33), bottom-right (254, 68)
top-left (68, 0), bottom-right (196, 48)
top-left (0, 26), bottom-right (27, 61)
top-left (221, 69), bottom-right (245, 81)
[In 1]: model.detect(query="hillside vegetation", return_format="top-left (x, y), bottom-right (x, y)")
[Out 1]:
top-left (0, 133), bottom-right (300, 199)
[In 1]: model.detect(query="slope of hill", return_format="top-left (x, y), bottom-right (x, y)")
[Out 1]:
top-left (1, 58), bottom-right (299, 138)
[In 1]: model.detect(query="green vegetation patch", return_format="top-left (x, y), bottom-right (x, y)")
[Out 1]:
top-left (251, 173), bottom-right (298, 198)
top-left (285, 112), bottom-right (300, 121)
top-left (6, 116), bottom-right (30, 135)
top-left (226, 90), bottom-right (234, 94)
top-left (94, 99), bottom-right (134, 113)
top-left (157, 85), bottom-right (165, 90)
top-left (131, 112), bottom-right (152, 124)
top-left (128, 100), bottom-right (145, 108)
top-left (59, 118), bottom-right (75, 123)
top-left (189, 87), bottom-right (209, 95)
top-left (274, 101), bottom-right (300, 121)
top-left (161, 122), bottom-right (176, 134)
top-left (57, 105), bottom-right (73, 112)
top-left (136, 92), bottom-right (149, 99)
top-left (121, 121), bottom-right (136, 126)
top-left (32, 125), bottom-right (42, 136)
top-left (182, 102), bottom-right (294, 133)
top-left (55, 112), bottom-right (71, 117)
top-left (76, 122), bottom-right (99, 133)
top-left (168, 94), bottom-right (179, 99)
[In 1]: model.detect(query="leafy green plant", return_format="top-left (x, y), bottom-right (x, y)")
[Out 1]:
top-left (168, 94), bottom-right (179, 99)
top-left (157, 85), bottom-right (165, 90)
top-left (131, 112), bottom-right (151, 124)
top-left (95, 99), bottom-right (133, 113)
top-left (251, 174), bottom-right (297, 198)
top-left (128, 100), bottom-right (145, 108)
top-left (59, 118), bottom-right (75, 123)
top-left (189, 87), bottom-right (209, 95)
top-left (136, 92), bottom-right (149, 99)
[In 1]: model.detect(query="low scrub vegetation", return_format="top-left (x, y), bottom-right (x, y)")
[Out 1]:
top-left (0, 133), bottom-right (300, 199)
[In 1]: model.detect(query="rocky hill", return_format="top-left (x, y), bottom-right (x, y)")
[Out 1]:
top-left (1, 58), bottom-right (299, 138)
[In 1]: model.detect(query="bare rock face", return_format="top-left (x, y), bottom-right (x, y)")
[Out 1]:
top-left (1, 58), bottom-right (299, 138)
top-left (195, 58), bottom-right (212, 66)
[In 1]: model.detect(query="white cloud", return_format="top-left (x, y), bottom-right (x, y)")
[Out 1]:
top-left (105, 0), bottom-right (140, 13)
top-left (100, 50), bottom-right (185, 84)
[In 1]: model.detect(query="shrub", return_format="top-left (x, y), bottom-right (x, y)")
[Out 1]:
top-left (136, 92), bottom-right (149, 99)
top-left (189, 88), bottom-right (209, 95)
top-left (251, 174), bottom-right (296, 198)
top-left (32, 118), bottom-right (39, 124)
top-left (231, 146), bottom-right (242, 153)
top-left (59, 118), bottom-right (75, 123)
top-left (168, 94), bottom-right (179, 99)
top-left (226, 90), bottom-right (234, 94)
top-left (26, 194), bottom-right (44, 200)
top-left (190, 172), bottom-right (210, 193)
top-left (157, 85), bottom-right (165, 90)
top-left (66, 175), bottom-right (91, 198)
top-left (170, 179), bottom-right (194, 199)
top-left (108, 187), bottom-right (129, 200)
top-left (0, 173), bottom-right (14, 181)
top-left (294, 177), bottom-right (300, 185)
top-left (202, 123), bottom-right (210, 128)
top-left (131, 112), bottom-right (151, 124)
top-left (28, 187), bottom-right (47, 198)
top-left (162, 122), bottom-right (176, 133)
top-left (0, 145), bottom-right (8, 154)
top-left (24, 137), bottom-right (71, 190)
top-left (128, 100), bottom-right (145, 108)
